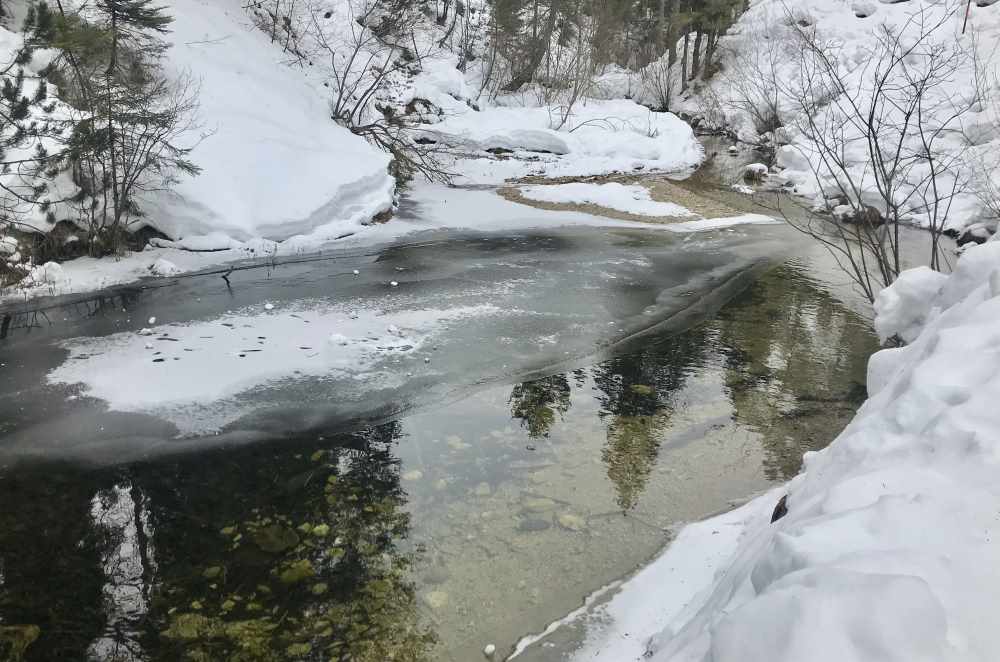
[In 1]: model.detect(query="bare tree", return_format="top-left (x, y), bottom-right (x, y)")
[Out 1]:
top-left (777, 4), bottom-right (979, 302)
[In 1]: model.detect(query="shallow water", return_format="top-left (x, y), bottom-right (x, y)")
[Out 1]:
top-left (0, 252), bottom-right (877, 661)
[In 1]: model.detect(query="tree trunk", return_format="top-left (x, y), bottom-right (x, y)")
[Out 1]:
top-left (439, 0), bottom-right (460, 47)
top-left (503, 0), bottom-right (559, 91)
top-left (107, 6), bottom-right (121, 227)
top-left (437, 0), bottom-right (451, 26)
top-left (703, 29), bottom-right (718, 79)
top-left (657, 0), bottom-right (666, 54)
top-left (666, 0), bottom-right (678, 65)
top-left (691, 28), bottom-right (703, 79)
top-left (680, 29), bottom-right (689, 92)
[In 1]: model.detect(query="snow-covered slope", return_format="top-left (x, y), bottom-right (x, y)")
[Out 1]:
top-left (685, 0), bottom-right (1000, 235)
top-left (556, 239), bottom-right (1000, 662)
top-left (139, 0), bottom-right (394, 243)
top-left (421, 97), bottom-right (703, 184)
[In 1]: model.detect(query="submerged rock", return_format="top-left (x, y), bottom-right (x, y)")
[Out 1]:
top-left (251, 523), bottom-right (300, 554)
top-left (279, 559), bottom-right (315, 584)
top-left (517, 517), bottom-right (552, 532)
top-left (521, 496), bottom-right (557, 513)
top-left (423, 590), bottom-right (449, 610)
top-left (556, 513), bottom-right (587, 531)
top-left (0, 625), bottom-right (41, 661)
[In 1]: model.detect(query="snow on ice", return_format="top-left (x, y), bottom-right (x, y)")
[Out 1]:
top-left (47, 300), bottom-right (501, 434)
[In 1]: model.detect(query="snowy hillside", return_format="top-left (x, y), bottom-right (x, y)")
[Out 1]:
top-left (138, 0), bottom-right (394, 243)
top-left (684, 0), bottom-right (1000, 236)
top-left (550, 236), bottom-right (1000, 662)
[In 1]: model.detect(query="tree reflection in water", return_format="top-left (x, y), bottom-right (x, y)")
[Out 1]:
top-left (508, 374), bottom-right (572, 439)
top-left (0, 423), bottom-right (434, 662)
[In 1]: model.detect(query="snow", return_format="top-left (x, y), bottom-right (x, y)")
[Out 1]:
top-left (686, 0), bottom-right (1000, 235)
top-left (872, 266), bottom-right (949, 343)
top-left (518, 183), bottom-right (696, 218)
top-left (135, 0), bottom-right (395, 243)
top-left (48, 299), bottom-right (501, 434)
top-left (149, 258), bottom-right (183, 277)
top-left (546, 241), bottom-right (1000, 662)
top-left (420, 99), bottom-right (704, 184)
top-left (1, 185), bottom-right (774, 304)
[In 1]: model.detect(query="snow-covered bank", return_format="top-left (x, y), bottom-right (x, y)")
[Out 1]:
top-left (421, 98), bottom-right (704, 185)
top-left (139, 0), bottom-right (395, 242)
top-left (684, 0), bottom-right (1000, 237)
top-left (1, 185), bottom-right (774, 304)
top-left (539, 240), bottom-right (1000, 662)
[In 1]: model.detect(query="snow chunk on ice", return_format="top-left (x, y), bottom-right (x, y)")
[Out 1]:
top-left (519, 182), bottom-right (697, 218)
top-left (149, 258), bottom-right (182, 277)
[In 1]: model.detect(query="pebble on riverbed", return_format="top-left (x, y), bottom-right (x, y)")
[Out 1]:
top-left (483, 643), bottom-right (496, 658)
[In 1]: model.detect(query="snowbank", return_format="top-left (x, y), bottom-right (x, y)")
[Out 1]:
top-left (419, 98), bottom-right (703, 184)
top-left (518, 183), bottom-right (696, 218)
top-left (687, 0), bottom-right (1000, 235)
top-left (550, 241), bottom-right (1000, 662)
top-left (137, 0), bottom-right (394, 243)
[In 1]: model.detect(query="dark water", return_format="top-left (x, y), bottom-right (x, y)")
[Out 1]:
top-left (0, 255), bottom-right (877, 661)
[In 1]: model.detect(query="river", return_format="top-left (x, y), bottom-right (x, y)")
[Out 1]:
top-left (0, 151), bottom-right (944, 661)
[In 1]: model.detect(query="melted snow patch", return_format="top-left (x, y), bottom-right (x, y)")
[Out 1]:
top-left (518, 182), bottom-right (697, 218)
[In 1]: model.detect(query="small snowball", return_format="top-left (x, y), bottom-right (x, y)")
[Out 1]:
top-left (390, 281), bottom-right (399, 287)
top-left (264, 303), bottom-right (275, 310)
top-left (352, 269), bottom-right (360, 275)
top-left (483, 643), bottom-right (496, 658)
top-left (148, 317), bottom-right (157, 325)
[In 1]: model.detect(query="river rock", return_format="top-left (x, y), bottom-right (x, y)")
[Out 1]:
top-left (424, 590), bottom-right (449, 610)
top-left (556, 513), bottom-right (587, 532)
top-left (517, 517), bottom-right (551, 532)
top-left (251, 523), bottom-right (300, 554)
top-left (0, 625), bottom-right (41, 660)
top-left (446, 435), bottom-right (470, 451)
top-left (402, 469), bottom-right (424, 481)
top-left (521, 496), bottom-right (556, 513)
top-left (423, 566), bottom-right (450, 585)
top-left (474, 482), bottom-right (492, 497)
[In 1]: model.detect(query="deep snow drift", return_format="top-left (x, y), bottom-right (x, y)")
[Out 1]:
top-left (532, 240), bottom-right (1000, 661)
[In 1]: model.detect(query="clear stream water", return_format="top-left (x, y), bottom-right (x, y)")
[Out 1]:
top-left (1, 154), bottom-right (934, 661)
